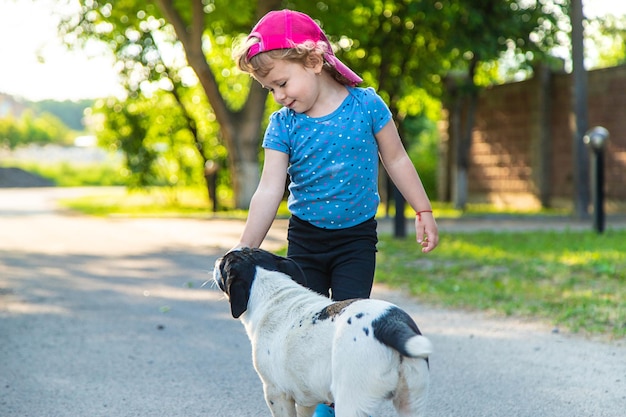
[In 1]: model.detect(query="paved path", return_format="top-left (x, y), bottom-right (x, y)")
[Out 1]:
top-left (1, 188), bottom-right (625, 417)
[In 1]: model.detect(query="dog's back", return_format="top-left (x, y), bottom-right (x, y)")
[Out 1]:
top-left (329, 299), bottom-right (431, 416)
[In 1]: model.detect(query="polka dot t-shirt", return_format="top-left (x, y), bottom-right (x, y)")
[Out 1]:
top-left (263, 87), bottom-right (392, 229)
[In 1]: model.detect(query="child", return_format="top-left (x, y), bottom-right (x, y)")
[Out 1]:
top-left (232, 9), bottom-right (438, 301)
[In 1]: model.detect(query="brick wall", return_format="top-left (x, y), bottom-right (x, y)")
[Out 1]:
top-left (456, 64), bottom-right (626, 210)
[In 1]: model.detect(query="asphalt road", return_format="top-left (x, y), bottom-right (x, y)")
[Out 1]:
top-left (1, 188), bottom-right (625, 417)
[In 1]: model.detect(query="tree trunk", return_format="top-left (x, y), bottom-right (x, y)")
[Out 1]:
top-left (453, 89), bottom-right (478, 210)
top-left (227, 84), bottom-right (269, 207)
top-left (570, 0), bottom-right (590, 218)
top-left (157, 0), bottom-right (280, 209)
top-left (446, 58), bottom-right (479, 211)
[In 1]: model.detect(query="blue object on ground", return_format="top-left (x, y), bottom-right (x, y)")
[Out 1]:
top-left (312, 403), bottom-right (335, 417)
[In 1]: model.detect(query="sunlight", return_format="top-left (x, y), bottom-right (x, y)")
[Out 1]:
top-left (5, 301), bottom-right (70, 316)
top-left (584, 0), bottom-right (626, 18)
top-left (558, 251), bottom-right (601, 266)
top-left (0, 0), bottom-right (624, 101)
top-left (0, 0), bottom-right (121, 101)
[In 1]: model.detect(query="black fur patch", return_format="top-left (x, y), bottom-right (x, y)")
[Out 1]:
top-left (371, 306), bottom-right (423, 357)
top-left (217, 248), bottom-right (308, 318)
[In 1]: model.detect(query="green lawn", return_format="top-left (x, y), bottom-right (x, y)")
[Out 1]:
top-left (376, 230), bottom-right (626, 339)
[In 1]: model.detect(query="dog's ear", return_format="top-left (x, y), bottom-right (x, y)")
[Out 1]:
top-left (228, 280), bottom-right (250, 318)
top-left (278, 257), bottom-right (307, 287)
top-left (221, 254), bottom-right (254, 319)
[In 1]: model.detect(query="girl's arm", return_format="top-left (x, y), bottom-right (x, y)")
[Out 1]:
top-left (376, 120), bottom-right (439, 253)
top-left (235, 149), bottom-right (289, 249)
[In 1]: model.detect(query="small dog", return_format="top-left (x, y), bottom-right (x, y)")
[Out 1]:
top-left (213, 248), bottom-right (432, 417)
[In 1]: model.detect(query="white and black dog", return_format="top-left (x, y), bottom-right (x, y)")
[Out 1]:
top-left (213, 247), bottom-right (432, 417)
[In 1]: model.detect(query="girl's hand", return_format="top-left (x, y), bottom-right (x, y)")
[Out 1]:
top-left (415, 211), bottom-right (439, 253)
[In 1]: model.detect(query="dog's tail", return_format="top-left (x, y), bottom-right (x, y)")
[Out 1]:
top-left (372, 306), bottom-right (432, 358)
top-left (403, 335), bottom-right (433, 358)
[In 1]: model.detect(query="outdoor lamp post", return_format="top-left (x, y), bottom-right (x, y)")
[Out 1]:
top-left (583, 126), bottom-right (610, 233)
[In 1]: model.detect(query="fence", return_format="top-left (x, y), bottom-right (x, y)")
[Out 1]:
top-left (440, 64), bottom-right (626, 211)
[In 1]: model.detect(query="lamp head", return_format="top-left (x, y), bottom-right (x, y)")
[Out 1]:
top-left (583, 126), bottom-right (609, 150)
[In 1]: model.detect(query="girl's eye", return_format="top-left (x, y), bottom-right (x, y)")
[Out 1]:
top-left (264, 81), bottom-right (285, 92)
top-left (264, 81), bottom-right (286, 93)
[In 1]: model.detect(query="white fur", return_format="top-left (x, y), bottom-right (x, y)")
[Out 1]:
top-left (215, 259), bottom-right (431, 417)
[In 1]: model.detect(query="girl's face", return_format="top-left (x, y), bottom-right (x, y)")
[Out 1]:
top-left (254, 56), bottom-right (322, 115)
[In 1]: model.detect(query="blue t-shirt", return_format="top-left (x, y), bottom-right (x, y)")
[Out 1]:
top-left (263, 87), bottom-right (392, 229)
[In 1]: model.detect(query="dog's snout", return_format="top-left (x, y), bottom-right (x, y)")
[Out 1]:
top-left (212, 258), bottom-right (226, 291)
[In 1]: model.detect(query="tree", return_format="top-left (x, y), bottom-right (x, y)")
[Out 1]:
top-left (0, 116), bottom-right (22, 150)
top-left (63, 0), bottom-right (449, 214)
top-left (62, 0), bottom-right (281, 208)
top-left (570, 0), bottom-right (589, 218)
top-left (93, 86), bottom-right (225, 191)
top-left (61, 0), bottom-right (569, 215)
top-left (0, 111), bottom-right (71, 150)
top-left (586, 13), bottom-right (626, 69)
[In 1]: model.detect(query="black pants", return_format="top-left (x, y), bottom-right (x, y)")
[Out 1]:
top-left (286, 216), bottom-right (378, 301)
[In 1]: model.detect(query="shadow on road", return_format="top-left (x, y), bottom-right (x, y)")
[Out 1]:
top-left (0, 244), bottom-right (271, 416)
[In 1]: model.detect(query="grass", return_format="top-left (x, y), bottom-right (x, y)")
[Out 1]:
top-left (376, 230), bottom-right (626, 339)
top-left (60, 187), bottom-right (217, 217)
top-left (58, 186), bottom-right (293, 218)
top-left (63, 188), bottom-right (564, 220)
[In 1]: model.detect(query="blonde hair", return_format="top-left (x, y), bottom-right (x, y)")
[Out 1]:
top-left (232, 37), bottom-right (353, 85)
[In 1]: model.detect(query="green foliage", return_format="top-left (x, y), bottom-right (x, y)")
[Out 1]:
top-left (62, 1), bottom-right (236, 194)
top-left (0, 116), bottom-right (22, 149)
top-left (96, 97), bottom-right (157, 187)
top-left (96, 93), bottom-right (186, 188)
top-left (377, 229), bottom-right (626, 338)
top-left (405, 115), bottom-right (439, 198)
top-left (294, 0), bottom-right (568, 93)
top-left (0, 111), bottom-right (72, 149)
top-left (93, 88), bottom-right (227, 189)
top-left (60, 0), bottom-right (254, 108)
top-left (61, 0), bottom-right (573, 204)
top-left (585, 14), bottom-right (626, 68)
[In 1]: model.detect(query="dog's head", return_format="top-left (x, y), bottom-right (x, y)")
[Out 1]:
top-left (213, 248), bottom-right (307, 318)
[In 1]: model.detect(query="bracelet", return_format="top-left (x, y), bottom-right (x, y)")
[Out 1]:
top-left (416, 210), bottom-right (433, 221)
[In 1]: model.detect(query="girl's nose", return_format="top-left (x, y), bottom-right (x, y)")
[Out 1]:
top-left (273, 90), bottom-right (286, 102)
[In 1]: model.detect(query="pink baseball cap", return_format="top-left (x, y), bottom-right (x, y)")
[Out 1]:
top-left (246, 9), bottom-right (362, 86)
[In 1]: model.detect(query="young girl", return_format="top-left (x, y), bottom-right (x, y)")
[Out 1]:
top-left (232, 9), bottom-right (438, 301)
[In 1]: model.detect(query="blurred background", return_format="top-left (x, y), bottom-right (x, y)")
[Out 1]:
top-left (1, 0), bottom-right (625, 218)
